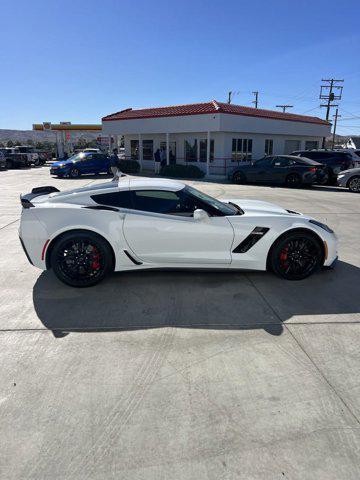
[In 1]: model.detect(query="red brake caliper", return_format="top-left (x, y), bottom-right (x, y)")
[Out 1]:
top-left (279, 246), bottom-right (289, 269)
top-left (91, 247), bottom-right (100, 270)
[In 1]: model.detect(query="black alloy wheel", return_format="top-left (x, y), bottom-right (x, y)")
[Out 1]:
top-left (285, 173), bottom-right (302, 187)
top-left (348, 176), bottom-right (360, 193)
top-left (50, 232), bottom-right (113, 287)
top-left (233, 171), bottom-right (246, 184)
top-left (70, 167), bottom-right (80, 178)
top-left (270, 232), bottom-right (323, 280)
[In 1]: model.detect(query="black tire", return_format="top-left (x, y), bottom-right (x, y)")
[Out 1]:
top-left (5, 159), bottom-right (13, 169)
top-left (33, 158), bottom-right (41, 167)
top-left (285, 173), bottom-right (302, 187)
top-left (348, 176), bottom-right (360, 193)
top-left (270, 231), bottom-right (324, 281)
top-left (69, 167), bottom-right (80, 178)
top-left (50, 231), bottom-right (113, 287)
top-left (233, 171), bottom-right (246, 184)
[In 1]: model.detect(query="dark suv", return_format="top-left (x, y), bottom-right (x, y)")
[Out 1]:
top-left (292, 150), bottom-right (354, 184)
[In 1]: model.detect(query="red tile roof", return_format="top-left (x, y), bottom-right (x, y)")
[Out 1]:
top-left (102, 100), bottom-right (330, 125)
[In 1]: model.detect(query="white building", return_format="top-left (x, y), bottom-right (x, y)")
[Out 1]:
top-left (102, 100), bottom-right (331, 176)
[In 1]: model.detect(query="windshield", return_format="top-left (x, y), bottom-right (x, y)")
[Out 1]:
top-left (66, 153), bottom-right (86, 162)
top-left (185, 185), bottom-right (238, 216)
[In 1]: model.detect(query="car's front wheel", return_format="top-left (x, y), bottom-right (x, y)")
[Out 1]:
top-left (69, 167), bottom-right (80, 178)
top-left (285, 173), bottom-right (302, 187)
top-left (50, 231), bottom-right (113, 287)
top-left (348, 176), bottom-right (360, 193)
top-left (270, 231), bottom-right (324, 280)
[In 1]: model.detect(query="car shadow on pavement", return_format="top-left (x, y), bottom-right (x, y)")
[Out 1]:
top-left (32, 260), bottom-right (360, 337)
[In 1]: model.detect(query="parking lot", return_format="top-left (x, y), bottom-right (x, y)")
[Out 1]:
top-left (1, 166), bottom-right (360, 479)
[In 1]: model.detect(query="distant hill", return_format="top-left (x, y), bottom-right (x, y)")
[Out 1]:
top-left (0, 129), bottom-right (100, 144)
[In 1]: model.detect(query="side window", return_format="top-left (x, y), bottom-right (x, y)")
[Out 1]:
top-left (132, 190), bottom-right (182, 215)
top-left (91, 191), bottom-right (133, 208)
top-left (254, 157), bottom-right (272, 167)
top-left (272, 157), bottom-right (291, 167)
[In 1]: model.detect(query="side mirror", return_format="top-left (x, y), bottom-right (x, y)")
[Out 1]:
top-left (193, 208), bottom-right (209, 221)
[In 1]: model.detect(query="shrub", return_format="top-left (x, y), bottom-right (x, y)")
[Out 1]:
top-left (118, 160), bottom-right (140, 174)
top-left (160, 164), bottom-right (205, 179)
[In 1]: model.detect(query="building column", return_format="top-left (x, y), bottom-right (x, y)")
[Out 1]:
top-left (206, 131), bottom-right (211, 176)
top-left (138, 133), bottom-right (143, 171)
top-left (166, 133), bottom-right (170, 166)
top-left (108, 135), bottom-right (112, 154)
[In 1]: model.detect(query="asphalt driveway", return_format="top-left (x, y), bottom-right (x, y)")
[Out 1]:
top-left (0, 166), bottom-right (359, 479)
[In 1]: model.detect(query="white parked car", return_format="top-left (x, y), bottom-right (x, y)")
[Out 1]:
top-left (19, 178), bottom-right (338, 287)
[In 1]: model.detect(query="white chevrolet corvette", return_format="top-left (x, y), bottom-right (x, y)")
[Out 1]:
top-left (19, 177), bottom-right (338, 287)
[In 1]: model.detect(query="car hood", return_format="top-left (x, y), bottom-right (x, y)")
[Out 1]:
top-left (339, 167), bottom-right (360, 175)
top-left (222, 198), bottom-right (299, 217)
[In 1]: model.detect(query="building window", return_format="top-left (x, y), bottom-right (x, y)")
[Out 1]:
top-left (305, 141), bottom-right (318, 151)
top-left (185, 139), bottom-right (197, 162)
top-left (130, 140), bottom-right (139, 160)
top-left (199, 139), bottom-right (214, 162)
top-left (232, 138), bottom-right (252, 161)
top-left (142, 140), bottom-right (153, 160)
top-left (265, 139), bottom-right (273, 155)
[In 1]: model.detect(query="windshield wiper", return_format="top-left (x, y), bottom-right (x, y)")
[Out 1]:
top-left (228, 201), bottom-right (244, 215)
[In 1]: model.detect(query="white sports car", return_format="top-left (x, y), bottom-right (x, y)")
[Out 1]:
top-left (19, 178), bottom-right (338, 287)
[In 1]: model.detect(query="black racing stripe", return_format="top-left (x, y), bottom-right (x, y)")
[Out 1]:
top-left (232, 227), bottom-right (270, 253)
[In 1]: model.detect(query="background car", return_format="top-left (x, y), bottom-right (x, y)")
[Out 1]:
top-left (19, 178), bottom-right (338, 287)
top-left (292, 150), bottom-right (354, 184)
top-left (0, 150), bottom-right (6, 169)
top-left (0, 147), bottom-right (30, 168)
top-left (50, 151), bottom-right (111, 178)
top-left (229, 155), bottom-right (326, 187)
top-left (337, 167), bottom-right (360, 192)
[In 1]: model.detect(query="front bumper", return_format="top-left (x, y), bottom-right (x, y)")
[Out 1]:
top-left (50, 167), bottom-right (67, 176)
top-left (337, 174), bottom-right (348, 187)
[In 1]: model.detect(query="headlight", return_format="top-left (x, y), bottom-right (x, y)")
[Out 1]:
top-left (309, 219), bottom-right (334, 234)
top-left (337, 173), bottom-right (345, 178)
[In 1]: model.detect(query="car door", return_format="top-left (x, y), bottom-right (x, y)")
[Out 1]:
top-left (122, 189), bottom-right (234, 265)
top-left (271, 156), bottom-right (292, 182)
top-left (248, 157), bottom-right (274, 183)
top-left (92, 154), bottom-right (107, 173)
top-left (77, 153), bottom-right (95, 173)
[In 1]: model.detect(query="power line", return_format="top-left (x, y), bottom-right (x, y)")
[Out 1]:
top-left (276, 105), bottom-right (293, 113)
top-left (332, 109), bottom-right (341, 148)
top-left (319, 78), bottom-right (344, 147)
top-left (252, 91), bottom-right (259, 109)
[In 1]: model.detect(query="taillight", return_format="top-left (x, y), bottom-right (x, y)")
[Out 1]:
top-left (309, 167), bottom-right (316, 173)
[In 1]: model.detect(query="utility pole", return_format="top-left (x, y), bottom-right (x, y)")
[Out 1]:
top-left (252, 91), bottom-right (259, 108)
top-left (319, 78), bottom-right (344, 147)
top-left (228, 91), bottom-right (232, 104)
top-left (276, 105), bottom-right (293, 113)
top-left (331, 109), bottom-right (341, 148)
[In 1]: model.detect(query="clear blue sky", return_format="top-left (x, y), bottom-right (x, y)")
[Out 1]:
top-left (1, 0), bottom-right (359, 134)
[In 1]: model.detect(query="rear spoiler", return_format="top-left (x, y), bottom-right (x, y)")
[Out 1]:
top-left (20, 186), bottom-right (60, 208)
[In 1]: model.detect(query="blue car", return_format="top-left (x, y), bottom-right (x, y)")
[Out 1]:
top-left (50, 152), bottom-right (111, 178)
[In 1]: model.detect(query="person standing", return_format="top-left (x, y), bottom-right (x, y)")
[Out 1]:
top-left (160, 147), bottom-right (167, 168)
top-left (109, 148), bottom-right (124, 181)
top-left (154, 148), bottom-right (161, 174)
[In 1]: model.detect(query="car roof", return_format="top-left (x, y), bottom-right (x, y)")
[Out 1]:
top-left (128, 177), bottom-right (185, 191)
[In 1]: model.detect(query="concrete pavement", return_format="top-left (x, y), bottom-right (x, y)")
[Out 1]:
top-left (0, 166), bottom-right (359, 479)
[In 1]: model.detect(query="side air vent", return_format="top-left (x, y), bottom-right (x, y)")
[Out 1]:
top-left (232, 227), bottom-right (270, 253)
top-left (286, 209), bottom-right (300, 215)
top-left (123, 249), bottom-right (142, 265)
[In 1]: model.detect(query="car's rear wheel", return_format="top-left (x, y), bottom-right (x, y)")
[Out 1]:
top-left (233, 171), bottom-right (246, 184)
top-left (270, 231), bottom-right (323, 280)
top-left (5, 159), bottom-right (13, 169)
top-left (285, 173), bottom-right (302, 187)
top-left (69, 167), bottom-right (80, 178)
top-left (50, 231), bottom-right (113, 287)
top-left (348, 176), bottom-right (360, 192)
